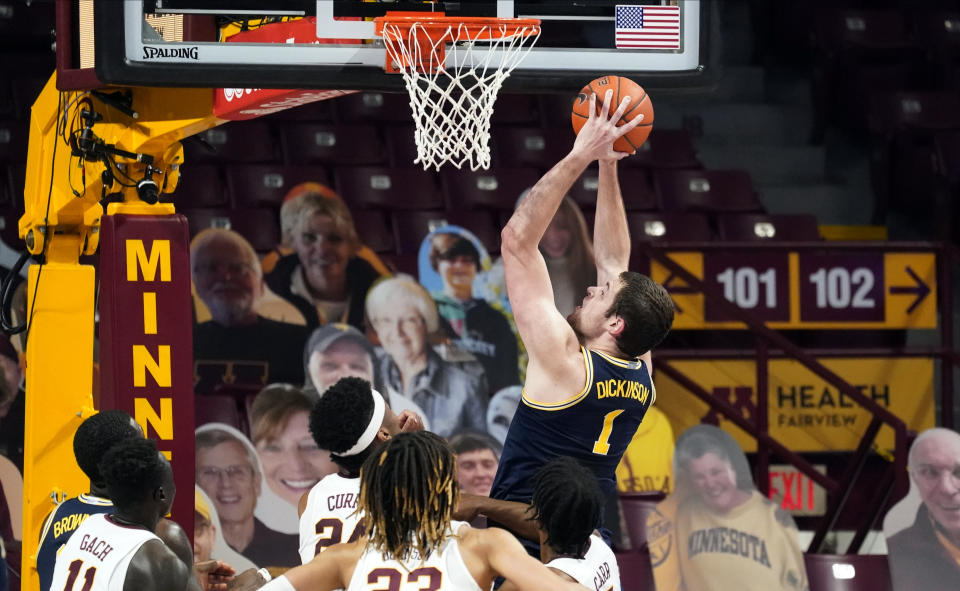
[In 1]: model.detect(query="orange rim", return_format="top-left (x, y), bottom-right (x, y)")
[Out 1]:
top-left (374, 11), bottom-right (541, 42)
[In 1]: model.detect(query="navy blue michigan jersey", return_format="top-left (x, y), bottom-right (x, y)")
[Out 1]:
top-left (36, 493), bottom-right (113, 591)
top-left (491, 347), bottom-right (654, 504)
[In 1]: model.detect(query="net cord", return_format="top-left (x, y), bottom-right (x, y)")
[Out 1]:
top-left (381, 21), bottom-right (541, 170)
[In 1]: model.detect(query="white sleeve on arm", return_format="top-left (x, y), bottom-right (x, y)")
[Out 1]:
top-left (260, 575), bottom-right (296, 591)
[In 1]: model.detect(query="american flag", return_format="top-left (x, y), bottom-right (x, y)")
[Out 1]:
top-left (615, 4), bottom-right (681, 50)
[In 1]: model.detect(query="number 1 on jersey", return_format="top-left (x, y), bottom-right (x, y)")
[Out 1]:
top-left (592, 409), bottom-right (624, 455)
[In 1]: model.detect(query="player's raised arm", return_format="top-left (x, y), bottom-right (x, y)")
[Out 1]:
top-left (594, 157), bottom-right (631, 287)
top-left (500, 90), bottom-right (644, 377)
top-left (499, 136), bottom-right (590, 352)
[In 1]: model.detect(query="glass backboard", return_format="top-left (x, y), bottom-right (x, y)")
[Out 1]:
top-left (86, 1), bottom-right (711, 92)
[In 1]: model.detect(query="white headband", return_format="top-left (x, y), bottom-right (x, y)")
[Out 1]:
top-left (339, 389), bottom-right (386, 457)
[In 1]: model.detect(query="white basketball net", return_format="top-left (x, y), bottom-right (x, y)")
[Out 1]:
top-left (380, 20), bottom-right (540, 171)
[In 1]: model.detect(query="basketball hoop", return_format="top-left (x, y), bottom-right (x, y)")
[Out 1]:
top-left (374, 12), bottom-right (540, 171)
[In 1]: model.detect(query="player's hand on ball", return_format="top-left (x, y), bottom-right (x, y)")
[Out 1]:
top-left (397, 410), bottom-right (424, 432)
top-left (572, 90), bottom-right (644, 162)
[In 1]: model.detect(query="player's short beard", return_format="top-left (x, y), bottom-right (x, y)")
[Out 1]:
top-left (567, 310), bottom-right (585, 342)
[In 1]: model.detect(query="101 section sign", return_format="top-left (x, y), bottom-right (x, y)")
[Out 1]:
top-left (651, 249), bottom-right (937, 330)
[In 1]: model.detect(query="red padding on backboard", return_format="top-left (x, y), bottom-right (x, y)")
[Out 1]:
top-left (212, 17), bottom-right (360, 120)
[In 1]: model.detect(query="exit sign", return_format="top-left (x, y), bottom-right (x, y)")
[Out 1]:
top-left (768, 464), bottom-right (827, 516)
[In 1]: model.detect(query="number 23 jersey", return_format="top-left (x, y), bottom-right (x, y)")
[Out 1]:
top-left (49, 513), bottom-right (160, 591)
top-left (299, 473), bottom-right (365, 564)
top-left (346, 522), bottom-right (481, 591)
top-left (491, 347), bottom-right (654, 503)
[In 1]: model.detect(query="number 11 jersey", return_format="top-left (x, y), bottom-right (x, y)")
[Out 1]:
top-left (49, 513), bottom-right (159, 591)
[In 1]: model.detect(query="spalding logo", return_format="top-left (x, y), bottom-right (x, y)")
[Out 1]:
top-left (577, 93), bottom-right (588, 105)
top-left (142, 45), bottom-right (199, 60)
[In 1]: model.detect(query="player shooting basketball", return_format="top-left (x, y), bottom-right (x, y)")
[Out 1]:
top-left (489, 89), bottom-right (675, 543)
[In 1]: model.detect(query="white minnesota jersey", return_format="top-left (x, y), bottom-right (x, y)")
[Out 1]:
top-left (546, 534), bottom-right (621, 591)
top-left (299, 473), bottom-right (364, 564)
top-left (49, 513), bottom-right (160, 591)
top-left (346, 522), bottom-right (481, 591)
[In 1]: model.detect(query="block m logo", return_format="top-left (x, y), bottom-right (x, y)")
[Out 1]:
top-left (701, 386), bottom-right (757, 425)
top-left (126, 240), bottom-right (171, 282)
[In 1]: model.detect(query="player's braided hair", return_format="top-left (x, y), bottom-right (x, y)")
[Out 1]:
top-left (74, 410), bottom-right (141, 484)
top-left (530, 456), bottom-right (601, 558)
top-left (359, 431), bottom-right (458, 561)
top-left (308, 377), bottom-right (377, 476)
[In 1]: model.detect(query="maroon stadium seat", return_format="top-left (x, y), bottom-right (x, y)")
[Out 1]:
top-left (440, 167), bottom-right (540, 212)
top-left (226, 164), bottom-right (330, 208)
top-left (654, 169), bottom-right (763, 213)
top-left (569, 168), bottom-right (657, 212)
top-left (195, 394), bottom-right (243, 432)
top-left (619, 492), bottom-right (666, 550)
top-left (172, 165), bottom-right (225, 208)
top-left (538, 94), bottom-right (577, 129)
top-left (379, 253), bottom-right (419, 276)
top-left (351, 209), bottom-right (396, 254)
top-left (815, 10), bottom-right (912, 53)
top-left (391, 210), bottom-right (501, 257)
top-left (915, 12), bottom-right (960, 87)
top-left (280, 123), bottom-right (385, 166)
top-left (492, 127), bottom-right (573, 170)
top-left (490, 94), bottom-right (541, 125)
top-left (868, 91), bottom-right (960, 134)
top-left (811, 9), bottom-right (923, 135)
top-left (224, 209), bottom-right (281, 252)
top-left (182, 208), bottom-right (281, 252)
top-left (716, 214), bottom-right (821, 242)
top-left (384, 125), bottom-right (421, 168)
top-left (628, 128), bottom-right (702, 170)
top-left (184, 121), bottom-right (279, 164)
top-left (334, 166), bottom-right (443, 211)
top-left (867, 92), bottom-right (960, 224)
top-left (803, 554), bottom-right (892, 591)
top-left (616, 550), bottom-right (655, 591)
top-left (628, 212), bottom-right (713, 243)
top-left (334, 92), bottom-right (414, 124)
top-left (183, 208), bottom-right (232, 237)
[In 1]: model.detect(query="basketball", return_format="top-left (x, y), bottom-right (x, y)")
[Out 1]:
top-left (571, 75), bottom-right (654, 153)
